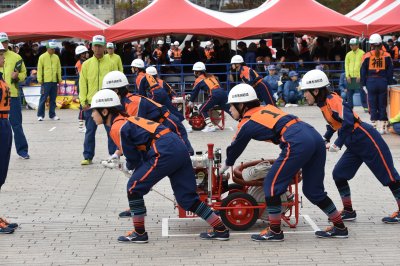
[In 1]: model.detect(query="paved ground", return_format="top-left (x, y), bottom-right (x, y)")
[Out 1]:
top-left (1, 105), bottom-right (399, 266)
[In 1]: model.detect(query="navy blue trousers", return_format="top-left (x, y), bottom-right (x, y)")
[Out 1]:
top-left (0, 119), bottom-right (12, 189)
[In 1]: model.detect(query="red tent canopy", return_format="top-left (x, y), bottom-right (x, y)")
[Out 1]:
top-left (361, 0), bottom-right (400, 35)
top-left (238, 0), bottom-right (367, 38)
top-left (105, 0), bottom-right (241, 41)
top-left (347, 0), bottom-right (395, 22)
top-left (63, 0), bottom-right (109, 28)
top-left (0, 0), bottom-right (104, 41)
top-left (346, 0), bottom-right (380, 18)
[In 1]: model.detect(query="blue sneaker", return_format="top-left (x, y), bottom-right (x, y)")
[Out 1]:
top-left (251, 227), bottom-right (284, 242)
top-left (315, 226), bottom-right (348, 238)
top-left (200, 229), bottom-right (229, 241)
top-left (118, 209), bottom-right (131, 218)
top-left (341, 210), bottom-right (357, 221)
top-left (0, 218), bottom-right (18, 229)
top-left (118, 231), bottom-right (148, 243)
top-left (382, 211), bottom-right (400, 224)
top-left (0, 222), bottom-right (14, 234)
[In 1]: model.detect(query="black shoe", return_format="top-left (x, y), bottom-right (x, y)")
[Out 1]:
top-left (251, 227), bottom-right (284, 242)
top-left (119, 209), bottom-right (131, 218)
top-left (200, 229), bottom-right (229, 241)
top-left (0, 217), bottom-right (18, 229)
top-left (315, 226), bottom-right (348, 238)
top-left (341, 210), bottom-right (357, 221)
top-left (382, 211), bottom-right (400, 224)
top-left (118, 231), bottom-right (148, 243)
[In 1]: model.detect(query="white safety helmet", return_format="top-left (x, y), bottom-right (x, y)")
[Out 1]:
top-left (173, 41), bottom-right (179, 46)
top-left (300, 69), bottom-right (330, 91)
top-left (131, 58), bottom-right (145, 68)
top-left (102, 71), bottom-right (129, 90)
top-left (146, 66), bottom-right (158, 76)
top-left (228, 84), bottom-right (258, 104)
top-left (90, 89), bottom-right (121, 109)
top-left (192, 62), bottom-right (206, 71)
top-left (75, 45), bottom-right (88, 55)
top-left (369, 33), bottom-right (382, 45)
top-left (206, 41), bottom-right (212, 47)
top-left (157, 40), bottom-right (164, 45)
top-left (231, 55), bottom-right (244, 64)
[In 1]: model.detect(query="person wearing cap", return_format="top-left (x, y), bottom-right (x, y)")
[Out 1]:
top-left (75, 45), bottom-right (89, 133)
top-left (221, 83), bottom-right (348, 241)
top-left (104, 43), bottom-right (123, 72)
top-left (36, 40), bottom-right (62, 122)
top-left (361, 33), bottom-right (394, 134)
top-left (387, 39), bottom-right (399, 61)
top-left (344, 38), bottom-right (366, 110)
top-left (79, 35), bottom-right (118, 165)
top-left (262, 64), bottom-right (280, 98)
top-left (0, 41), bottom-right (19, 234)
top-left (0, 32), bottom-right (29, 160)
top-left (90, 89), bottom-right (229, 243)
top-left (301, 69), bottom-right (400, 226)
top-left (282, 71), bottom-right (302, 107)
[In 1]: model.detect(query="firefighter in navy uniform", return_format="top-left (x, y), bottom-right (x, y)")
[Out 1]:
top-left (0, 42), bottom-right (18, 234)
top-left (360, 33), bottom-right (394, 134)
top-left (90, 89), bottom-right (229, 243)
top-left (221, 83), bottom-right (348, 241)
top-left (188, 62), bottom-right (230, 133)
top-left (301, 69), bottom-right (400, 224)
top-left (230, 55), bottom-right (275, 106)
top-left (131, 58), bottom-right (146, 93)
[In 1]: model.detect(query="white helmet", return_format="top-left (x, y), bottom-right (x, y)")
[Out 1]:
top-left (300, 69), bottom-right (330, 90)
top-left (157, 40), bottom-right (164, 45)
top-left (369, 33), bottom-right (382, 45)
top-left (146, 66), bottom-right (158, 76)
top-left (192, 62), bottom-right (206, 71)
top-left (173, 41), bottom-right (179, 46)
top-left (131, 58), bottom-right (145, 68)
top-left (75, 45), bottom-right (88, 55)
top-left (206, 41), bottom-right (212, 46)
top-left (102, 71), bottom-right (129, 89)
top-left (231, 55), bottom-right (244, 64)
top-left (90, 89), bottom-right (121, 109)
top-left (228, 84), bottom-right (258, 104)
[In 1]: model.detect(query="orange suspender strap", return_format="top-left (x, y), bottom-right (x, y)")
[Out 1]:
top-left (145, 74), bottom-right (161, 90)
top-left (0, 80), bottom-right (10, 114)
top-left (203, 75), bottom-right (220, 93)
top-left (250, 105), bottom-right (287, 129)
top-left (127, 116), bottom-right (159, 134)
top-left (280, 118), bottom-right (300, 136)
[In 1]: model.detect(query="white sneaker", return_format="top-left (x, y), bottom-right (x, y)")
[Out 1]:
top-left (202, 125), bottom-right (216, 133)
top-left (37, 116), bottom-right (44, 121)
top-left (291, 104), bottom-right (298, 107)
top-left (79, 127), bottom-right (86, 133)
top-left (285, 103), bottom-right (292, 107)
top-left (51, 116), bottom-right (60, 121)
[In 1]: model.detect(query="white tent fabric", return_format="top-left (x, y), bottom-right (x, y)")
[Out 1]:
top-left (63, 0), bottom-right (109, 28)
top-left (347, 0), bottom-right (396, 22)
top-left (361, 0), bottom-right (400, 24)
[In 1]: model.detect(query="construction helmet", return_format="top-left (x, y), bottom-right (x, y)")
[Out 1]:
top-left (369, 33), bottom-right (382, 45)
top-left (102, 71), bottom-right (129, 90)
top-left (90, 89), bottom-right (121, 109)
top-left (231, 55), bottom-right (244, 64)
top-left (206, 41), bottom-right (212, 46)
top-left (228, 84), bottom-right (258, 104)
top-left (192, 62), bottom-right (206, 71)
top-left (131, 58), bottom-right (145, 68)
top-left (75, 45), bottom-right (88, 55)
top-left (300, 69), bottom-right (330, 91)
top-left (157, 40), bottom-right (164, 45)
top-left (146, 66), bottom-right (158, 76)
top-left (173, 41), bottom-right (179, 46)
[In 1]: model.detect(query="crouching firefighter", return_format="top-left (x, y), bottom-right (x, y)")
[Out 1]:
top-left (221, 83), bottom-right (348, 241)
top-left (90, 89), bottom-right (229, 243)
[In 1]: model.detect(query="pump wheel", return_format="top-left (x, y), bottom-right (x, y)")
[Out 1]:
top-left (220, 192), bottom-right (259, 231)
top-left (189, 114), bottom-right (205, 130)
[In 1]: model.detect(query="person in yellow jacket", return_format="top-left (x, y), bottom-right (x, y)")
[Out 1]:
top-left (344, 38), bottom-right (366, 111)
top-left (37, 40), bottom-right (62, 121)
top-left (104, 43), bottom-right (123, 72)
top-left (389, 112), bottom-right (400, 135)
top-left (0, 32), bottom-right (29, 159)
top-left (79, 35), bottom-right (117, 165)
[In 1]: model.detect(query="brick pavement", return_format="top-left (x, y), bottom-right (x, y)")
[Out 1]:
top-left (0, 106), bottom-right (399, 266)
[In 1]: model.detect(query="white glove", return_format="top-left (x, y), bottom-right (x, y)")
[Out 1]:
top-left (277, 81), bottom-right (283, 86)
top-left (120, 161), bottom-right (134, 177)
top-left (188, 101), bottom-right (194, 108)
top-left (220, 164), bottom-right (229, 174)
top-left (108, 153), bottom-right (120, 161)
top-left (185, 94), bottom-right (191, 101)
top-left (362, 86), bottom-right (368, 95)
top-left (273, 92), bottom-right (279, 101)
top-left (328, 143), bottom-right (340, 152)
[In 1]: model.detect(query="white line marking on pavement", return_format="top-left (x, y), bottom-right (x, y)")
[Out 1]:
top-left (162, 215), bottom-right (320, 237)
top-left (162, 218), bottom-right (169, 237)
top-left (303, 214), bottom-right (321, 232)
top-left (49, 127), bottom-right (56, 132)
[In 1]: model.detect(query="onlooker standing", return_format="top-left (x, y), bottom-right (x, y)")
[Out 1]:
top-left (387, 39), bottom-right (399, 61)
top-left (105, 43), bottom-right (123, 72)
top-left (37, 40), bottom-right (62, 122)
top-left (79, 35), bottom-right (117, 165)
top-left (0, 32), bottom-right (29, 159)
top-left (75, 45), bottom-right (89, 133)
top-left (338, 72), bottom-right (347, 101)
top-left (361, 34), bottom-right (394, 134)
top-left (344, 38), bottom-right (366, 110)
